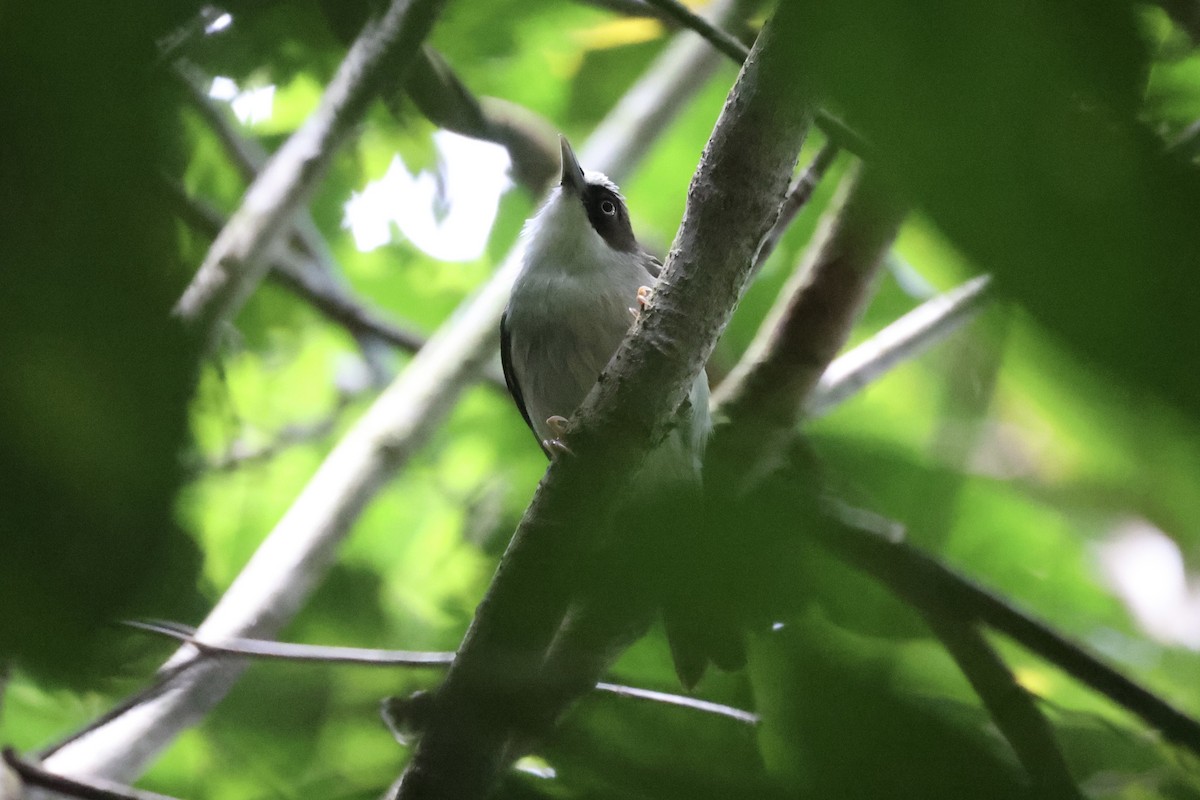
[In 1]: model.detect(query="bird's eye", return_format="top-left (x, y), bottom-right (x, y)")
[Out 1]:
top-left (600, 199), bottom-right (617, 216)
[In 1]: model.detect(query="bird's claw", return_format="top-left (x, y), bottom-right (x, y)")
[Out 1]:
top-left (628, 285), bottom-right (654, 319)
top-left (543, 415), bottom-right (574, 457)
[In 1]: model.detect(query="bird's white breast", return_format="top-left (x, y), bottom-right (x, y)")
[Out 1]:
top-left (506, 187), bottom-right (709, 483)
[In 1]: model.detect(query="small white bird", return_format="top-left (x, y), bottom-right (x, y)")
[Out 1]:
top-left (501, 136), bottom-right (710, 480)
top-left (501, 137), bottom-right (714, 687)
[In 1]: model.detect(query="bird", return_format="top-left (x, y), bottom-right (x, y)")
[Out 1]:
top-left (501, 136), bottom-right (709, 467)
top-left (500, 136), bottom-right (714, 687)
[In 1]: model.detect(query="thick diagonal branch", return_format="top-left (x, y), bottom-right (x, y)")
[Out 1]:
top-left (393, 5), bottom-right (813, 798)
top-left (173, 0), bottom-right (447, 349)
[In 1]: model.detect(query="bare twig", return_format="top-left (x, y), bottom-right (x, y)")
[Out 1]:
top-left (122, 621), bottom-right (758, 725)
top-left (576, 0), bottom-right (677, 23)
top-left (3, 747), bottom-right (182, 800)
top-left (592, 682), bottom-right (759, 725)
top-left (394, 4), bottom-right (813, 795)
top-left (124, 619), bottom-right (456, 667)
top-left (806, 274), bottom-right (993, 417)
top-left (173, 0), bottom-right (448, 348)
top-left (581, 0), bottom-right (751, 175)
top-left (641, 0), bottom-right (749, 62)
top-left (41, 13), bottom-right (728, 785)
top-left (921, 615), bottom-right (1081, 798)
top-left (173, 60), bottom-right (262, 184)
top-left (176, 59), bottom-right (369, 299)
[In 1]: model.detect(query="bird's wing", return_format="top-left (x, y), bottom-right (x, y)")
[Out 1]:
top-left (500, 309), bottom-right (549, 456)
top-left (643, 252), bottom-right (663, 279)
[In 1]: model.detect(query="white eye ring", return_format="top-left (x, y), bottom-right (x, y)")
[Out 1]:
top-left (600, 199), bottom-right (616, 216)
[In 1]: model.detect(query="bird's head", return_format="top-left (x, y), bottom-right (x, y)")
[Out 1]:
top-left (518, 136), bottom-right (649, 283)
top-left (554, 136), bottom-right (638, 254)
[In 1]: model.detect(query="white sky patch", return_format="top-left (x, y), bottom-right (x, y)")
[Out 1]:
top-left (204, 10), bottom-right (233, 34)
top-left (1098, 519), bottom-right (1200, 650)
top-left (207, 76), bottom-right (275, 126)
top-left (230, 85), bottom-right (275, 126)
top-left (208, 75), bottom-right (238, 101)
top-left (343, 131), bottom-right (512, 261)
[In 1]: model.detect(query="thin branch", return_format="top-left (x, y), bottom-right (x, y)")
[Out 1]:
top-left (173, 0), bottom-right (448, 349)
top-left (123, 619), bottom-right (456, 667)
top-left (714, 165), bottom-right (908, 438)
top-left (806, 274), bottom-right (993, 417)
top-left (173, 59), bottom-right (262, 184)
top-left (580, 0), bottom-right (751, 174)
top-left (161, 178), bottom-right (516, 391)
top-left (641, 0), bottom-right (749, 62)
top-left (266, 252), bottom-right (427, 355)
top-left (177, 58), bottom-right (367, 300)
top-left (161, 177), bottom-right (418, 349)
top-left (202, 392), bottom-right (370, 472)
top-left (41, 16), bottom-right (727, 785)
top-left (640, 0), bottom-right (869, 156)
top-left (174, 59), bottom-right (394, 382)
top-left (394, 5), bottom-right (814, 795)
top-left (3, 748), bottom-right (182, 800)
top-left (592, 682), bottom-right (759, 725)
top-left (122, 620), bottom-right (758, 725)
top-left (403, 47), bottom-right (560, 193)
top-left (813, 496), bottom-right (1200, 758)
top-left (921, 614), bottom-right (1081, 799)
top-left (575, 0), bottom-right (678, 23)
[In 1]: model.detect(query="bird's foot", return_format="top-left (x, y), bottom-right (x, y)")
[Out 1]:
top-left (628, 285), bottom-right (654, 320)
top-left (542, 415), bottom-right (574, 457)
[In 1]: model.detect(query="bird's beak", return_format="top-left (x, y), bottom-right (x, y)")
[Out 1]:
top-left (559, 136), bottom-right (586, 195)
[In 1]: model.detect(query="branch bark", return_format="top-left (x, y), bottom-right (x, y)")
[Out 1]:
top-left (38, 11), bottom-right (732, 786)
top-left (751, 140), bottom-right (840, 276)
top-left (393, 5), bottom-right (813, 797)
top-left (172, 0), bottom-right (447, 349)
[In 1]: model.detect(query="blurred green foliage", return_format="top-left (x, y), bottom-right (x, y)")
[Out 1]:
top-left (3, 1), bottom-right (1200, 798)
